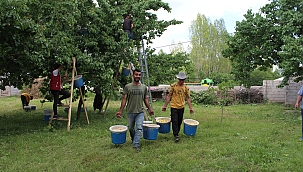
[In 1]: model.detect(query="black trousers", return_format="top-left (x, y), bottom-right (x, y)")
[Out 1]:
top-left (51, 89), bottom-right (70, 115)
top-left (21, 95), bottom-right (29, 109)
top-left (170, 108), bottom-right (184, 137)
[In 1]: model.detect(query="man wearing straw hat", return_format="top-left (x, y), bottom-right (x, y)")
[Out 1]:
top-left (162, 71), bottom-right (194, 143)
top-left (116, 68), bottom-right (154, 151)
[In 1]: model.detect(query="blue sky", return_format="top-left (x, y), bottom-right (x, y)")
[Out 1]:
top-left (150, 0), bottom-right (270, 53)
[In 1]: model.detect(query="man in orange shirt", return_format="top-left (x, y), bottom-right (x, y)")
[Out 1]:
top-left (162, 72), bottom-right (194, 142)
top-left (21, 93), bottom-right (33, 109)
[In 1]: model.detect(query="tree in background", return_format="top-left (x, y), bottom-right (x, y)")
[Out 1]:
top-left (223, 0), bottom-right (302, 87)
top-left (189, 14), bottom-right (232, 79)
top-left (147, 49), bottom-right (194, 86)
top-left (249, 68), bottom-right (281, 86)
top-left (209, 73), bottom-right (237, 86)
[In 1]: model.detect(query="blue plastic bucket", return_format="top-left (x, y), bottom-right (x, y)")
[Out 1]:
top-left (44, 109), bottom-right (52, 122)
top-left (109, 125), bottom-right (128, 144)
top-left (183, 119), bottom-right (199, 136)
top-left (143, 124), bottom-right (160, 140)
top-left (30, 105), bottom-right (37, 110)
top-left (74, 75), bottom-right (84, 88)
top-left (81, 107), bottom-right (88, 112)
top-left (156, 117), bottom-right (171, 134)
top-left (122, 68), bottom-right (130, 76)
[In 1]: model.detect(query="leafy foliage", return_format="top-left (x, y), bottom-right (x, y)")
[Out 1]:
top-left (189, 14), bottom-right (232, 78)
top-left (249, 68), bottom-right (281, 86)
top-left (0, 0), bottom-right (182, 99)
top-left (209, 72), bottom-right (237, 86)
top-left (223, 0), bottom-right (303, 87)
top-left (190, 88), bottom-right (217, 105)
top-left (147, 50), bottom-right (194, 85)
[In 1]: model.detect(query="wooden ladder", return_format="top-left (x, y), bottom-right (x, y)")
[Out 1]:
top-left (48, 57), bottom-right (89, 131)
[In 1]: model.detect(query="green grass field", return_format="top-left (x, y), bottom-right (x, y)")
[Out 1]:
top-left (1, 96), bottom-right (303, 171)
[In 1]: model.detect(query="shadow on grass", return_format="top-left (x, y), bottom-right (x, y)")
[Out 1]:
top-left (0, 108), bottom-right (123, 137)
top-left (0, 110), bottom-right (48, 136)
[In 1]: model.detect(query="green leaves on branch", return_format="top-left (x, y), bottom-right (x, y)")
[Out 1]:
top-left (223, 0), bottom-right (303, 87)
top-left (0, 0), bottom-right (181, 95)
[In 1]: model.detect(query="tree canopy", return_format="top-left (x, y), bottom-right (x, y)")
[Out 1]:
top-left (147, 49), bottom-right (194, 86)
top-left (223, 0), bottom-right (303, 87)
top-left (0, 0), bottom-right (181, 95)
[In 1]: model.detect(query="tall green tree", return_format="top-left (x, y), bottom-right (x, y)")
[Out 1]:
top-left (0, 0), bottom-right (181, 98)
top-left (147, 50), bottom-right (194, 85)
top-left (189, 14), bottom-right (231, 79)
top-left (223, 0), bottom-right (303, 87)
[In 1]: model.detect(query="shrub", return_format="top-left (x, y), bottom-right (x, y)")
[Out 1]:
top-left (191, 87), bottom-right (216, 105)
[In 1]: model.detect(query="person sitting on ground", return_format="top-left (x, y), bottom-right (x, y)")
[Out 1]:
top-left (21, 93), bottom-right (33, 109)
top-left (49, 63), bottom-right (71, 119)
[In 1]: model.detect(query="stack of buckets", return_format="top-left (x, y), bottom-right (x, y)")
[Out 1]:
top-left (143, 121), bottom-right (160, 140)
top-left (183, 119), bottom-right (199, 136)
top-left (109, 125), bottom-right (128, 144)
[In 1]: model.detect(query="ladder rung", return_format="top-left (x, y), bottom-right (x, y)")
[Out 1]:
top-left (57, 118), bottom-right (69, 121)
top-left (49, 117), bottom-right (69, 121)
top-left (58, 104), bottom-right (69, 107)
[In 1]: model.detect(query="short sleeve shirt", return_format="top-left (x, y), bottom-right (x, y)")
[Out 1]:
top-left (123, 19), bottom-right (132, 31)
top-left (169, 82), bottom-right (190, 109)
top-left (298, 86), bottom-right (303, 109)
top-left (124, 83), bottom-right (148, 113)
top-left (53, 69), bottom-right (59, 76)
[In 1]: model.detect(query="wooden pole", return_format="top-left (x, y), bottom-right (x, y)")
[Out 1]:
top-left (67, 57), bottom-right (76, 131)
top-left (103, 60), bottom-right (122, 118)
top-left (80, 88), bottom-right (90, 124)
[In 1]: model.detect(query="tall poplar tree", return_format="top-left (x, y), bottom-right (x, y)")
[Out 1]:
top-left (189, 14), bottom-right (231, 79)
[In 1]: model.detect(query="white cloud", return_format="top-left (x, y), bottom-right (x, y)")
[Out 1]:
top-left (149, 0), bottom-right (269, 53)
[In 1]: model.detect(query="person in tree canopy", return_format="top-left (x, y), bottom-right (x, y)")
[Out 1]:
top-left (123, 14), bottom-right (134, 39)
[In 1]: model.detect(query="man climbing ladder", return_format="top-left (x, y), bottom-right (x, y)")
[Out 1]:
top-left (49, 63), bottom-right (71, 119)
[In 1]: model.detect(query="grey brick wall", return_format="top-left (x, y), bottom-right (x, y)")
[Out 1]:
top-left (263, 78), bottom-right (303, 105)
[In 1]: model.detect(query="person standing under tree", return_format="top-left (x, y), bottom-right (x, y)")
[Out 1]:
top-left (116, 69), bottom-right (154, 151)
top-left (123, 14), bottom-right (134, 39)
top-left (49, 63), bottom-right (71, 119)
top-left (162, 71), bottom-right (194, 143)
top-left (93, 86), bottom-right (102, 113)
top-left (295, 85), bottom-right (303, 140)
